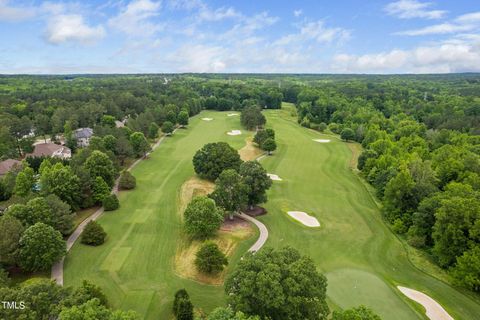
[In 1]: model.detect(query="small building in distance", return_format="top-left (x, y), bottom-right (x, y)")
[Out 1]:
top-left (26, 143), bottom-right (71, 159)
top-left (0, 159), bottom-right (22, 176)
top-left (74, 128), bottom-right (94, 147)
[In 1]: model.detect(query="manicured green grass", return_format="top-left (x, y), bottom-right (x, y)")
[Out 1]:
top-left (258, 109), bottom-right (480, 319)
top-left (65, 108), bottom-right (480, 319)
top-left (64, 112), bottom-right (256, 319)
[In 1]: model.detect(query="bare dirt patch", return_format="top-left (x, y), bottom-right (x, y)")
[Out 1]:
top-left (244, 206), bottom-right (267, 217)
top-left (238, 138), bottom-right (263, 161)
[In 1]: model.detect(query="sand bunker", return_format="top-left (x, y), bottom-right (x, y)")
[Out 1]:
top-left (313, 139), bottom-right (331, 143)
top-left (398, 286), bottom-right (453, 320)
top-left (227, 130), bottom-right (242, 136)
top-left (202, 118), bottom-right (213, 121)
top-left (267, 174), bottom-right (282, 181)
top-left (227, 113), bottom-right (239, 117)
top-left (287, 211), bottom-right (320, 227)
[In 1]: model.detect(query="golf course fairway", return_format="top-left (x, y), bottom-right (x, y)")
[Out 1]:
top-left (64, 109), bottom-right (480, 319)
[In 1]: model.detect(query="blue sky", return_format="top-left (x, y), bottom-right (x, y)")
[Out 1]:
top-left (0, 0), bottom-right (479, 74)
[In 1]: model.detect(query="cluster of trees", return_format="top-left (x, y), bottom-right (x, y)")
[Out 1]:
top-left (253, 129), bottom-right (277, 155)
top-left (172, 247), bottom-right (381, 320)
top-left (287, 77), bottom-right (480, 292)
top-left (241, 106), bottom-right (266, 130)
top-left (0, 278), bottom-right (138, 319)
top-left (187, 143), bottom-right (272, 276)
top-left (191, 142), bottom-right (272, 222)
top-left (0, 75), bottom-right (286, 162)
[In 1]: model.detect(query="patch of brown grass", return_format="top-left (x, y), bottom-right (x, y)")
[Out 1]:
top-left (238, 137), bottom-right (263, 161)
top-left (178, 177), bottom-right (215, 217)
top-left (346, 142), bottom-right (362, 170)
top-left (174, 223), bottom-right (254, 285)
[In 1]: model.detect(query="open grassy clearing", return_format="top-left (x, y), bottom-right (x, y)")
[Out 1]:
top-left (258, 109), bottom-right (480, 319)
top-left (64, 111), bottom-right (257, 319)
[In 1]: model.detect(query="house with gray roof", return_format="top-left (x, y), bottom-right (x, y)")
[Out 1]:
top-left (74, 128), bottom-right (94, 147)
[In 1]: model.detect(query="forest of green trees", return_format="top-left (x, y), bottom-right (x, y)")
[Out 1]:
top-left (0, 73), bottom-right (479, 318)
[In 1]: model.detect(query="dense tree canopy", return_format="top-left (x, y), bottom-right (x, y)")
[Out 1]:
top-left (239, 161), bottom-right (272, 208)
top-left (210, 169), bottom-right (248, 219)
top-left (193, 142), bottom-right (242, 181)
top-left (18, 223), bottom-right (66, 272)
top-left (241, 106), bottom-right (266, 130)
top-left (184, 196), bottom-right (224, 239)
top-left (225, 246), bottom-right (329, 320)
top-left (195, 242), bottom-right (228, 274)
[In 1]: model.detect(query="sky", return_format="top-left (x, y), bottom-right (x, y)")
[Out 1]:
top-left (0, 0), bottom-right (480, 74)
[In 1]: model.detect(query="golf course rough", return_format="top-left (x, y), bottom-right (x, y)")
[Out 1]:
top-left (64, 110), bottom-right (480, 319)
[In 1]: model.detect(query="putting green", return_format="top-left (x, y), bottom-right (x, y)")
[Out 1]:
top-left (64, 109), bottom-right (480, 319)
top-left (258, 108), bottom-right (480, 319)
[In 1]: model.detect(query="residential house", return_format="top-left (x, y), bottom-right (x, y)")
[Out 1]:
top-left (0, 159), bottom-right (21, 176)
top-left (26, 143), bottom-right (71, 159)
top-left (74, 128), bottom-right (94, 147)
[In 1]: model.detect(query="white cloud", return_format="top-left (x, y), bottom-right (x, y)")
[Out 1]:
top-left (294, 9), bottom-right (303, 18)
top-left (274, 20), bottom-right (350, 46)
top-left (198, 6), bottom-right (241, 21)
top-left (109, 0), bottom-right (162, 36)
top-left (385, 0), bottom-right (446, 19)
top-left (333, 40), bottom-right (480, 73)
top-left (46, 14), bottom-right (106, 44)
top-left (0, 0), bottom-right (35, 22)
top-left (396, 23), bottom-right (475, 36)
top-left (456, 12), bottom-right (480, 24)
top-left (169, 44), bottom-right (227, 72)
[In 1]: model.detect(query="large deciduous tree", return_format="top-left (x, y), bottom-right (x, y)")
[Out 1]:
top-left (239, 161), bottom-right (272, 209)
top-left (173, 289), bottom-right (194, 320)
top-left (451, 245), bottom-right (480, 292)
top-left (193, 142), bottom-right (242, 181)
top-left (40, 162), bottom-right (81, 208)
top-left (18, 223), bottom-right (66, 272)
top-left (210, 169), bottom-right (248, 219)
top-left (332, 306), bottom-right (381, 320)
top-left (194, 242), bottom-right (228, 274)
top-left (178, 111), bottom-right (189, 127)
top-left (184, 196), bottom-right (224, 239)
top-left (225, 247), bottom-right (329, 320)
top-left (0, 215), bottom-right (24, 265)
top-left (130, 132), bottom-right (151, 158)
top-left (241, 106), bottom-right (266, 130)
top-left (84, 150), bottom-right (117, 188)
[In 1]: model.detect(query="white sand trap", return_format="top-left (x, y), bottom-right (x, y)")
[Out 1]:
top-left (201, 118), bottom-right (213, 121)
top-left (267, 173), bottom-right (282, 181)
top-left (227, 113), bottom-right (239, 117)
top-left (313, 139), bottom-right (331, 143)
top-left (227, 130), bottom-right (242, 136)
top-left (398, 286), bottom-right (453, 320)
top-left (287, 211), bottom-right (320, 227)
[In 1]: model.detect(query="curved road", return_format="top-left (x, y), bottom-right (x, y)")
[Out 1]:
top-left (51, 134), bottom-right (171, 285)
